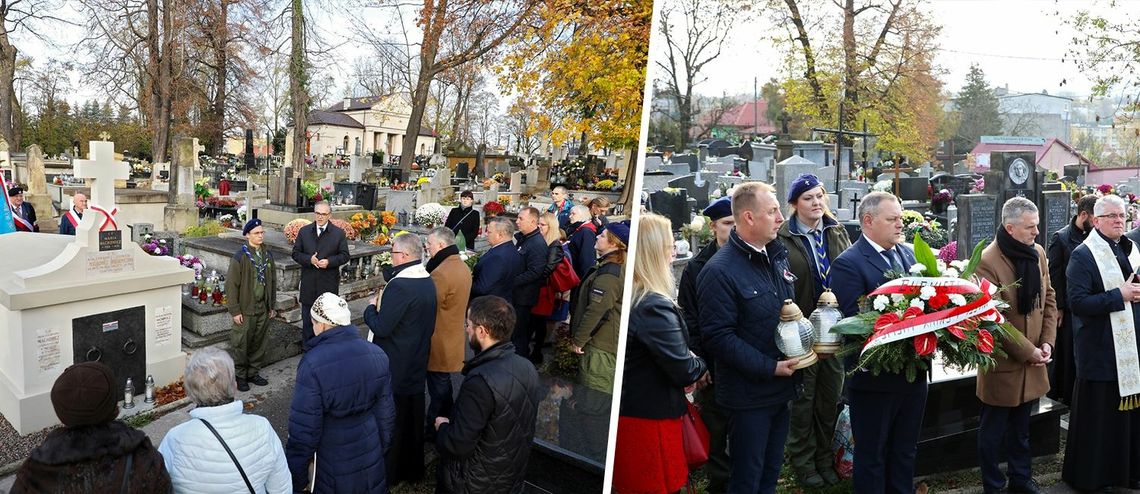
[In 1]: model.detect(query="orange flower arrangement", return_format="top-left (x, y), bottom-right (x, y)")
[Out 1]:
top-left (381, 211), bottom-right (397, 228)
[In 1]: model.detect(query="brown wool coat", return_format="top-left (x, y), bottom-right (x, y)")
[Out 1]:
top-left (429, 254), bottom-right (473, 373)
top-left (974, 242), bottom-right (1059, 407)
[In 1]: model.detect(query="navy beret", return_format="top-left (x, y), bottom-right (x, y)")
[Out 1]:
top-left (603, 222), bottom-right (630, 246)
top-left (242, 218), bottom-right (263, 235)
top-left (787, 173), bottom-right (823, 203)
top-left (702, 197), bottom-right (732, 221)
top-left (8, 186), bottom-right (22, 196)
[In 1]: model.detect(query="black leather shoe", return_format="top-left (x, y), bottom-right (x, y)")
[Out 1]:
top-left (236, 378), bottom-right (250, 392)
top-left (249, 374), bottom-right (268, 386)
top-left (1008, 479), bottom-right (1041, 494)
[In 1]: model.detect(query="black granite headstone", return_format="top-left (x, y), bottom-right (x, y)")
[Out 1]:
top-left (898, 177), bottom-right (931, 202)
top-left (667, 174), bottom-right (711, 211)
top-left (72, 306), bottom-right (147, 397)
top-left (671, 154), bottom-right (699, 173)
top-left (1043, 191), bottom-right (1072, 239)
top-left (649, 189), bottom-right (690, 231)
top-left (956, 194), bottom-right (997, 259)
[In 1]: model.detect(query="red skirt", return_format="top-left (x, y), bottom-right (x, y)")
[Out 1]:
top-left (612, 415), bottom-right (688, 494)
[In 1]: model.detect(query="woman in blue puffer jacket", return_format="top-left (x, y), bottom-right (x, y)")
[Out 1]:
top-left (286, 293), bottom-right (396, 493)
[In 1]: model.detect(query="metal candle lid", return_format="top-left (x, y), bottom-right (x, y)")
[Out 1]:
top-left (817, 289), bottom-right (839, 307)
top-left (780, 299), bottom-right (803, 321)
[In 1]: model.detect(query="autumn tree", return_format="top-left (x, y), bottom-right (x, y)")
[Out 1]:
top-left (773, 0), bottom-right (944, 161)
top-left (504, 97), bottom-right (542, 155)
top-left (1062, 4), bottom-right (1140, 124)
top-left (952, 64), bottom-right (1001, 153)
top-left (655, 0), bottom-right (733, 149)
top-left (499, 0), bottom-right (652, 155)
top-left (0, 0), bottom-right (69, 148)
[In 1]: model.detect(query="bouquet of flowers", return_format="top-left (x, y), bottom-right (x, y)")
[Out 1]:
top-left (374, 252), bottom-right (393, 268)
top-left (179, 255), bottom-right (204, 274)
top-left (969, 177), bottom-right (985, 194)
top-left (284, 218), bottom-right (312, 244)
top-left (593, 179), bottom-right (616, 190)
top-left (218, 214), bottom-right (236, 228)
top-left (380, 211), bottom-right (397, 228)
top-left (932, 188), bottom-right (953, 205)
top-left (141, 235), bottom-right (171, 257)
top-left (832, 237), bottom-right (1023, 382)
top-left (1099, 183), bottom-right (1117, 196)
top-left (329, 218), bottom-right (358, 240)
top-left (415, 203), bottom-right (447, 227)
top-left (351, 212), bottom-right (380, 239)
top-left (901, 211), bottom-right (949, 249)
top-left (483, 201), bottom-right (505, 216)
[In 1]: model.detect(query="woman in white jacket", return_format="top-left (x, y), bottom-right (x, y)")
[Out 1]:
top-left (159, 347), bottom-right (291, 493)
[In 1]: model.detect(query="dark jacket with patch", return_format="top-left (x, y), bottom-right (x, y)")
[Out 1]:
top-left (226, 244), bottom-right (277, 317)
top-left (12, 421), bottom-right (172, 493)
top-left (436, 341), bottom-right (542, 494)
top-left (622, 292), bottom-right (707, 419)
top-left (697, 230), bottom-right (800, 410)
top-left (286, 325), bottom-right (396, 493)
top-left (364, 261), bottom-right (437, 395)
top-left (290, 222), bottom-right (351, 306)
top-left (512, 229), bottom-right (548, 307)
top-left (570, 254), bottom-right (624, 354)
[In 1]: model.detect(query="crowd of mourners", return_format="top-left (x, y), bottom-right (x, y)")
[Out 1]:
top-left (10, 187), bottom-right (625, 494)
top-left (616, 176), bottom-right (1140, 494)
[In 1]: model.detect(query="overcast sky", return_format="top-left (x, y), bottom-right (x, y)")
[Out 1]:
top-left (650, 0), bottom-right (1132, 100)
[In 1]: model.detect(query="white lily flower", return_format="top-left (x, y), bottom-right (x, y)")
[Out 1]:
top-left (950, 260), bottom-right (968, 270)
top-left (920, 286), bottom-right (937, 300)
top-left (949, 294), bottom-right (967, 306)
top-left (909, 264), bottom-right (927, 275)
top-left (936, 260), bottom-right (947, 272)
top-left (910, 298), bottom-right (925, 310)
top-left (690, 216), bottom-right (706, 231)
top-left (873, 295), bottom-right (889, 311)
top-left (944, 268), bottom-right (960, 278)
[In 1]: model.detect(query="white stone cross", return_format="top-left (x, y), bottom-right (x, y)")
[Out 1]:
top-left (98, 131), bottom-right (111, 141)
top-left (73, 141), bottom-right (130, 215)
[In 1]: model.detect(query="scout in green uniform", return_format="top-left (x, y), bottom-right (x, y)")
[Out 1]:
top-left (227, 219), bottom-right (278, 392)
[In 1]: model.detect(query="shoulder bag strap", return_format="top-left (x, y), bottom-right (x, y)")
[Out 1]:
top-left (199, 418), bottom-right (256, 494)
top-left (119, 452), bottom-right (133, 494)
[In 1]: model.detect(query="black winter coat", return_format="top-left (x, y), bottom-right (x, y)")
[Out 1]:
top-left (621, 292), bottom-right (707, 419)
top-left (291, 221), bottom-right (351, 306)
top-left (513, 229), bottom-right (548, 307)
top-left (444, 206), bottom-right (480, 248)
top-left (542, 239), bottom-right (565, 279)
top-left (436, 341), bottom-right (542, 494)
top-left (697, 230), bottom-right (800, 410)
top-left (12, 421), bottom-right (172, 493)
top-left (364, 261), bottom-right (437, 395)
top-left (1049, 219), bottom-right (1090, 311)
top-left (677, 240), bottom-right (718, 359)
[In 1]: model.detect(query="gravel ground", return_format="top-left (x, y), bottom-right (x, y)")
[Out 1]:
top-left (0, 415), bottom-right (57, 475)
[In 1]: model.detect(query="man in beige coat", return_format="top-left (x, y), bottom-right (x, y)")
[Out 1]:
top-left (424, 227), bottom-right (473, 439)
top-left (974, 196), bottom-right (1058, 494)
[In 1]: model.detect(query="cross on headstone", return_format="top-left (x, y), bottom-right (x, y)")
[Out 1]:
top-left (779, 111), bottom-right (791, 135)
top-left (882, 164), bottom-right (914, 197)
top-left (98, 132), bottom-right (111, 141)
top-left (73, 141), bottom-right (130, 215)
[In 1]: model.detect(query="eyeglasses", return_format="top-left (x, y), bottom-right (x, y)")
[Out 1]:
top-left (1099, 213), bottom-right (1128, 220)
top-left (314, 212), bottom-right (331, 217)
top-left (392, 250), bottom-right (407, 255)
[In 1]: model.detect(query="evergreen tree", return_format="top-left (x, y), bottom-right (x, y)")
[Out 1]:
top-left (953, 64), bottom-right (1002, 153)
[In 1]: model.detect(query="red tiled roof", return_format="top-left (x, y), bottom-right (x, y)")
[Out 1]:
top-left (701, 100), bottom-right (777, 133)
top-left (970, 138), bottom-right (1094, 168)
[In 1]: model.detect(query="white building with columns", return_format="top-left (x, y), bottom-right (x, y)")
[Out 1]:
top-left (286, 94), bottom-right (439, 160)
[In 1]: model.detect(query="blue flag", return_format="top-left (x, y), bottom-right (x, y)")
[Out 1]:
top-left (0, 172), bottom-right (19, 234)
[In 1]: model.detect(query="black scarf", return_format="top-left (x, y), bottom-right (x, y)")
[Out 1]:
top-left (426, 244), bottom-right (460, 273)
top-left (996, 228), bottom-right (1041, 315)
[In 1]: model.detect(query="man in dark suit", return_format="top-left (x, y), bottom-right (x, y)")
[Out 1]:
top-left (291, 201), bottom-right (351, 344)
top-left (471, 217), bottom-right (523, 302)
top-left (363, 233), bottom-right (438, 485)
top-left (9, 186), bottom-right (38, 232)
top-left (830, 191), bottom-right (923, 494)
top-left (512, 207), bottom-right (548, 358)
top-left (1048, 194), bottom-right (1096, 406)
top-left (58, 193), bottom-right (86, 235)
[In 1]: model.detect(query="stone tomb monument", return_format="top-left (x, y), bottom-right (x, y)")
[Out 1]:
top-left (667, 174), bottom-right (710, 211)
top-left (955, 194), bottom-right (997, 260)
top-left (1042, 190), bottom-right (1072, 239)
top-left (0, 141), bottom-right (193, 434)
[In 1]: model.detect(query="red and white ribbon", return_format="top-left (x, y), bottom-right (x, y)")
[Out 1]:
top-left (88, 204), bottom-right (119, 232)
top-left (861, 277), bottom-right (1004, 355)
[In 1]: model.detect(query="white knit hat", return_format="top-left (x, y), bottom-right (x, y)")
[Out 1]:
top-left (311, 292), bottom-right (351, 327)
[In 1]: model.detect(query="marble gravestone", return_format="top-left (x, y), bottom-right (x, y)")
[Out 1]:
top-left (773, 156), bottom-right (834, 209)
top-left (955, 194), bottom-right (997, 260)
top-left (0, 141), bottom-right (193, 434)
